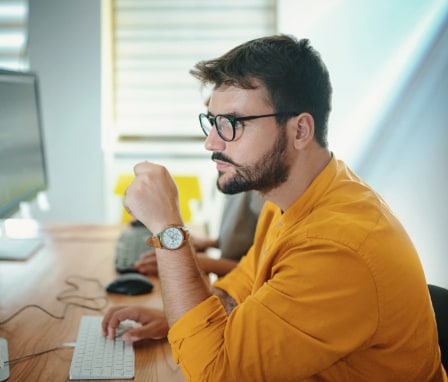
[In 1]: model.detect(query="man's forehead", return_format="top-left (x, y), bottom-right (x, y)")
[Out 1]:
top-left (208, 84), bottom-right (270, 114)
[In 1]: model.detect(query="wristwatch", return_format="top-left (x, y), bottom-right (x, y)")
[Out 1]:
top-left (146, 225), bottom-right (189, 250)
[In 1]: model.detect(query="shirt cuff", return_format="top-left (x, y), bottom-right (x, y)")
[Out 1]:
top-left (168, 295), bottom-right (227, 364)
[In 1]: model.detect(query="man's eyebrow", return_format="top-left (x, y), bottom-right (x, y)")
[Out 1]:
top-left (208, 111), bottom-right (241, 118)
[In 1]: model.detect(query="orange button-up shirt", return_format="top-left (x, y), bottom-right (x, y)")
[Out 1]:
top-left (169, 157), bottom-right (447, 382)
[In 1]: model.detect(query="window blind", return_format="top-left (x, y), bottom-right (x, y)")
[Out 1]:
top-left (113, 0), bottom-right (276, 139)
top-left (0, 0), bottom-right (28, 70)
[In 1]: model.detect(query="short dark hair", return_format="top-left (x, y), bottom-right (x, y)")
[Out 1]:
top-left (190, 35), bottom-right (332, 147)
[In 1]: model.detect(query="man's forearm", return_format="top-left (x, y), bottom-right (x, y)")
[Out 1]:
top-left (196, 254), bottom-right (238, 276)
top-left (211, 287), bottom-right (238, 315)
top-left (156, 242), bottom-right (212, 327)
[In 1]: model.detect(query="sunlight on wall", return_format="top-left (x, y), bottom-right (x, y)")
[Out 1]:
top-left (278, 0), bottom-right (448, 167)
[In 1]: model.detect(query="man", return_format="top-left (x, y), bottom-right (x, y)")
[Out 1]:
top-left (103, 35), bottom-right (446, 381)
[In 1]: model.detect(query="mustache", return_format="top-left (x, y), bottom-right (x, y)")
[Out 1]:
top-left (211, 152), bottom-right (239, 167)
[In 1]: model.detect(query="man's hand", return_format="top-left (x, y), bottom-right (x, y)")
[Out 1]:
top-left (101, 305), bottom-right (169, 343)
top-left (124, 162), bottom-right (183, 234)
top-left (124, 161), bottom-right (211, 327)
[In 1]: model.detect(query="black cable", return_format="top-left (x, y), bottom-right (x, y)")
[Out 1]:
top-left (6, 343), bottom-right (76, 365)
top-left (0, 275), bottom-right (108, 326)
top-left (0, 275), bottom-right (110, 367)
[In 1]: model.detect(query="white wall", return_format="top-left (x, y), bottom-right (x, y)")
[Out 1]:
top-left (278, 0), bottom-right (448, 288)
top-left (27, 0), bottom-right (104, 223)
top-left (26, 0), bottom-right (217, 228)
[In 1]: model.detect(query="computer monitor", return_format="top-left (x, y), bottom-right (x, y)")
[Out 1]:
top-left (0, 68), bottom-right (48, 259)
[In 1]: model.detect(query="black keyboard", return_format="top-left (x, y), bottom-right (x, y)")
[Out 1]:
top-left (114, 224), bottom-right (152, 273)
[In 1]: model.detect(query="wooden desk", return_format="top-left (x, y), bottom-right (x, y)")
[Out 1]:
top-left (0, 224), bottom-right (186, 382)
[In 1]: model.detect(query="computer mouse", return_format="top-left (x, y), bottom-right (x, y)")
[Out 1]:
top-left (105, 273), bottom-right (153, 296)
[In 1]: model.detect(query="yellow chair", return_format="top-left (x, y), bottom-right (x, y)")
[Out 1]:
top-left (114, 173), bottom-right (202, 223)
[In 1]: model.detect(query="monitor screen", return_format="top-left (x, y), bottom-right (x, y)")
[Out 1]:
top-left (0, 69), bottom-right (48, 219)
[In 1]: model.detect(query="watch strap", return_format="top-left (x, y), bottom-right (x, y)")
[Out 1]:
top-left (146, 233), bottom-right (162, 248)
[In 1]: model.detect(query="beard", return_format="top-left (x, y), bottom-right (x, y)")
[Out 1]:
top-left (214, 127), bottom-right (291, 195)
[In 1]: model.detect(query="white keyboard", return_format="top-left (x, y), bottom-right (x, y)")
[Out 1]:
top-left (0, 236), bottom-right (44, 260)
top-left (69, 316), bottom-right (134, 380)
top-left (0, 338), bottom-right (10, 382)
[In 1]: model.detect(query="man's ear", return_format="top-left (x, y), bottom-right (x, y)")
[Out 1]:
top-left (292, 113), bottom-right (315, 149)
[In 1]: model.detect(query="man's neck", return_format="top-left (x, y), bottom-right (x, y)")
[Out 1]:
top-left (263, 147), bottom-right (332, 212)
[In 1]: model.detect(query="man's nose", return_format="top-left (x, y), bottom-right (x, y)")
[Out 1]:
top-left (204, 125), bottom-right (226, 152)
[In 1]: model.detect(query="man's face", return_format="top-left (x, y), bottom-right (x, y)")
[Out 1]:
top-left (205, 83), bottom-right (292, 195)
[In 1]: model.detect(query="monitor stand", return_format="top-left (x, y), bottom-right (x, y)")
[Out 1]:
top-left (0, 219), bottom-right (44, 260)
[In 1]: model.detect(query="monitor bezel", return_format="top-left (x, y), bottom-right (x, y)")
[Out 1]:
top-left (0, 68), bottom-right (48, 219)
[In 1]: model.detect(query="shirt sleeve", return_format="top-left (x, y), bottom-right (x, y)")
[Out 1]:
top-left (168, 239), bottom-right (379, 382)
top-left (212, 248), bottom-right (255, 303)
top-left (168, 295), bottom-right (228, 379)
top-left (213, 200), bottom-right (275, 302)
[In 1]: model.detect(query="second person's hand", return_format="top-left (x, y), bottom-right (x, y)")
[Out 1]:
top-left (134, 250), bottom-right (158, 276)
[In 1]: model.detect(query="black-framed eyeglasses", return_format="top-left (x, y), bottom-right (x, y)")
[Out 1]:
top-left (198, 111), bottom-right (299, 142)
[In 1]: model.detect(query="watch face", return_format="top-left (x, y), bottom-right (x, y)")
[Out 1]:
top-left (160, 226), bottom-right (184, 249)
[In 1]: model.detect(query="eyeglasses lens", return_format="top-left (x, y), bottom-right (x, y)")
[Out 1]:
top-left (215, 116), bottom-right (234, 141)
top-left (199, 114), bottom-right (212, 136)
top-left (199, 114), bottom-right (235, 142)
